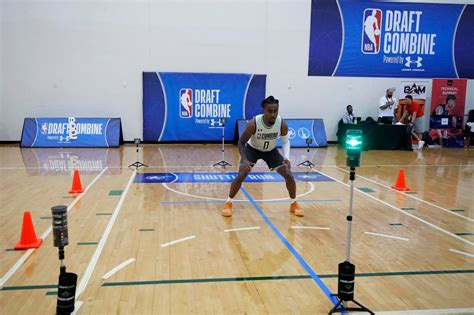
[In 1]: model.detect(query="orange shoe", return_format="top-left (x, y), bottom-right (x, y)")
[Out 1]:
top-left (222, 201), bottom-right (233, 217)
top-left (290, 202), bottom-right (304, 217)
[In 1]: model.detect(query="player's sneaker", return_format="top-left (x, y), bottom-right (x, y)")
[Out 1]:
top-left (417, 140), bottom-right (425, 150)
top-left (222, 201), bottom-right (232, 217)
top-left (290, 201), bottom-right (304, 217)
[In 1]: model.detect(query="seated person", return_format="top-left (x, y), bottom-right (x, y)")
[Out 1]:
top-left (342, 105), bottom-right (355, 124)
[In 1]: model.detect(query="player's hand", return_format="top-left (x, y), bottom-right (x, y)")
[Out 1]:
top-left (283, 159), bottom-right (291, 170)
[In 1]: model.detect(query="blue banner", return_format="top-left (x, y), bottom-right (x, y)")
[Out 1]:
top-left (135, 172), bottom-right (334, 183)
top-left (143, 72), bottom-right (266, 142)
top-left (308, 0), bottom-right (473, 78)
top-left (20, 118), bottom-right (122, 148)
top-left (237, 119), bottom-right (327, 147)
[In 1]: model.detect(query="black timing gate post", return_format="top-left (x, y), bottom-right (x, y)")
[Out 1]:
top-left (297, 138), bottom-right (315, 168)
top-left (329, 130), bottom-right (374, 315)
top-left (52, 205), bottom-right (78, 315)
top-left (128, 138), bottom-right (148, 169)
top-left (213, 118), bottom-right (232, 168)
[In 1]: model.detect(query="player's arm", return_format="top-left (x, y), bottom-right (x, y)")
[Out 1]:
top-left (399, 110), bottom-right (408, 123)
top-left (238, 118), bottom-right (256, 163)
top-left (410, 111), bottom-right (417, 124)
top-left (280, 120), bottom-right (290, 161)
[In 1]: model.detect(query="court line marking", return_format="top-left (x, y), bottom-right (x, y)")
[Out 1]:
top-left (160, 236), bottom-right (196, 248)
top-left (102, 258), bottom-right (136, 280)
top-left (98, 269), bottom-right (473, 286)
top-left (1, 164), bottom-right (471, 170)
top-left (376, 308), bottom-right (474, 314)
top-left (0, 167), bottom-right (108, 289)
top-left (315, 169), bottom-right (474, 247)
top-left (162, 181), bottom-right (315, 202)
top-left (335, 164), bottom-right (474, 168)
top-left (365, 232), bottom-right (409, 242)
top-left (5, 269), bottom-right (474, 291)
top-left (224, 227), bottom-right (260, 232)
top-left (241, 187), bottom-right (339, 306)
top-left (76, 169), bottom-right (136, 299)
top-left (160, 199), bottom-right (341, 205)
top-left (291, 226), bottom-right (330, 230)
top-left (335, 166), bottom-right (474, 222)
top-left (449, 248), bottom-right (474, 258)
top-left (71, 301), bottom-right (83, 315)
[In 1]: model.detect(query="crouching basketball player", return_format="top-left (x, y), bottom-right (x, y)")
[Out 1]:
top-left (222, 96), bottom-right (304, 217)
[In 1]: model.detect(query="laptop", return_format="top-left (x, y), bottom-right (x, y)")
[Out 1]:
top-left (380, 116), bottom-right (394, 125)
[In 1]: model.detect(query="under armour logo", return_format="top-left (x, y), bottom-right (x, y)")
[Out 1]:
top-left (405, 56), bottom-right (422, 68)
top-left (210, 119), bottom-right (223, 127)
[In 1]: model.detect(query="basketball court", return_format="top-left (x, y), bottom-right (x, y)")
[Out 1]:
top-left (1, 144), bottom-right (473, 314)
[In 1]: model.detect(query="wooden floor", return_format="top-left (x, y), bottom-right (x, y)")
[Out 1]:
top-left (0, 144), bottom-right (473, 314)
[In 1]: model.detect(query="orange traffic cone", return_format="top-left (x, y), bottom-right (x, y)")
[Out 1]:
top-left (69, 168), bottom-right (84, 194)
top-left (392, 168), bottom-right (410, 191)
top-left (14, 211), bottom-right (43, 250)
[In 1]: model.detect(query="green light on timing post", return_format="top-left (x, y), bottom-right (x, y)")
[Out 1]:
top-left (346, 129), bottom-right (362, 167)
top-left (347, 138), bottom-right (362, 148)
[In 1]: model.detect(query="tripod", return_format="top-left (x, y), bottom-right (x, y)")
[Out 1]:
top-left (129, 138), bottom-right (148, 169)
top-left (329, 167), bottom-right (373, 314)
top-left (298, 138), bottom-right (315, 168)
top-left (213, 118), bottom-right (232, 168)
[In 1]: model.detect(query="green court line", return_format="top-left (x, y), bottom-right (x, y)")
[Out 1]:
top-left (109, 190), bottom-right (123, 196)
top-left (96, 212), bottom-right (112, 216)
top-left (62, 196), bottom-right (75, 199)
top-left (45, 291), bottom-right (58, 296)
top-left (103, 275), bottom-right (311, 286)
top-left (455, 233), bottom-right (474, 236)
top-left (405, 191), bottom-right (418, 194)
top-left (1, 284), bottom-right (57, 291)
top-left (451, 209), bottom-right (465, 212)
top-left (5, 248), bottom-right (15, 251)
top-left (3, 270), bottom-right (473, 292)
top-left (401, 207), bottom-right (415, 211)
top-left (389, 223), bottom-right (403, 226)
top-left (40, 216), bottom-right (51, 220)
top-left (139, 229), bottom-right (154, 232)
top-left (77, 242), bottom-right (98, 245)
top-left (101, 269), bottom-right (474, 287)
top-left (358, 187), bottom-right (375, 193)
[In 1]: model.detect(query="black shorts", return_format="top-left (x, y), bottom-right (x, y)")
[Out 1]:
top-left (242, 144), bottom-right (284, 170)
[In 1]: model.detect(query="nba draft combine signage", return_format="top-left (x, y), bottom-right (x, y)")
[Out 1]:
top-left (21, 118), bottom-right (122, 147)
top-left (143, 72), bottom-right (266, 142)
top-left (308, 0), bottom-right (474, 78)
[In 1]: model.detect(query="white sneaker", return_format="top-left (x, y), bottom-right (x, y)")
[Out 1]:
top-left (418, 140), bottom-right (425, 150)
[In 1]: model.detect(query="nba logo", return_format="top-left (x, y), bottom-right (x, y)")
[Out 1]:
top-left (361, 8), bottom-right (382, 54)
top-left (41, 123), bottom-right (48, 134)
top-left (179, 89), bottom-right (193, 118)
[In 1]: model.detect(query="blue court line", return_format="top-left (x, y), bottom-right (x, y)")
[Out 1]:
top-left (241, 187), bottom-right (339, 306)
top-left (160, 199), bottom-right (342, 205)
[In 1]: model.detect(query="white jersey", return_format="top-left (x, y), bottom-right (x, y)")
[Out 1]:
top-left (248, 114), bottom-right (282, 152)
top-left (378, 95), bottom-right (397, 117)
